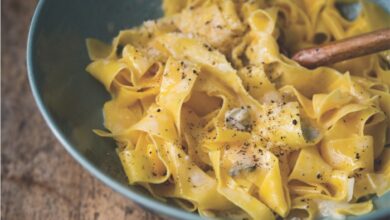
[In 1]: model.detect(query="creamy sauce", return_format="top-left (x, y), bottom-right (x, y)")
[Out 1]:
top-left (315, 178), bottom-right (355, 220)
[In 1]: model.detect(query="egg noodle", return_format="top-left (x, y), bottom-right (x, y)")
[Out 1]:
top-left (86, 0), bottom-right (390, 219)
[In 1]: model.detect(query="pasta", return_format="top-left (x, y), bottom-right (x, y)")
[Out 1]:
top-left (86, 0), bottom-right (390, 219)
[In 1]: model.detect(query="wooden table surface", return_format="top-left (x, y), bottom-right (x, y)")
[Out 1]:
top-left (1, 1), bottom-right (170, 219)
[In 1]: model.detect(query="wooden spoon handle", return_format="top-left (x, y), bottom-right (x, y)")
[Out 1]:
top-left (292, 28), bottom-right (390, 69)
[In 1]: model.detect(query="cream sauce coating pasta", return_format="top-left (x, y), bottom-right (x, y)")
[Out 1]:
top-left (86, 0), bottom-right (390, 219)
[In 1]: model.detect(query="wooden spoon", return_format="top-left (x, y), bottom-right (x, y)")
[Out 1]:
top-left (292, 28), bottom-right (390, 69)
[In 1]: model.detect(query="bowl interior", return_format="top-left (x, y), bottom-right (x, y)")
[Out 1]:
top-left (27, 0), bottom-right (389, 219)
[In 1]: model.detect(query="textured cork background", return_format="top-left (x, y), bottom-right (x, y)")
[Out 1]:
top-left (1, 1), bottom-right (169, 219)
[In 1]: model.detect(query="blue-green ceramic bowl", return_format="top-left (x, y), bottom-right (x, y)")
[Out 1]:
top-left (27, 0), bottom-right (390, 219)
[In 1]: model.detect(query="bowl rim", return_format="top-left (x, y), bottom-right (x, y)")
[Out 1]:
top-left (26, 1), bottom-right (390, 220)
top-left (26, 1), bottom-right (201, 219)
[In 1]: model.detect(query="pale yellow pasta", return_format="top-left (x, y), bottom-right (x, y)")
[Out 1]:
top-left (86, 0), bottom-right (390, 219)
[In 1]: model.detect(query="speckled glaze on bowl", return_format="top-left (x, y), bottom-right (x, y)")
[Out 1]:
top-left (27, 0), bottom-right (390, 219)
